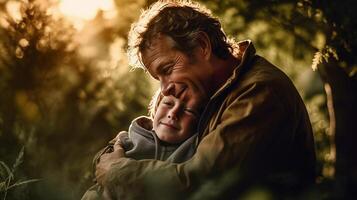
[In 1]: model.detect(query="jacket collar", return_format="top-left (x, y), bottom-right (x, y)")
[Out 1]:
top-left (197, 40), bottom-right (256, 138)
top-left (210, 40), bottom-right (256, 100)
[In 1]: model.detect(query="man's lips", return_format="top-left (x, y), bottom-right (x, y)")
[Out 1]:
top-left (160, 122), bottom-right (179, 130)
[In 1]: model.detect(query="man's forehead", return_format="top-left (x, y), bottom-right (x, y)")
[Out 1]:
top-left (142, 35), bottom-right (176, 75)
top-left (142, 34), bottom-right (176, 59)
top-left (148, 34), bottom-right (175, 47)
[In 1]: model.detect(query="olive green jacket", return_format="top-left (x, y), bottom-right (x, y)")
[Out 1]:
top-left (105, 41), bottom-right (316, 199)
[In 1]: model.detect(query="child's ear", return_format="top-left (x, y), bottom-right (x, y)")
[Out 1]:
top-left (196, 32), bottom-right (212, 61)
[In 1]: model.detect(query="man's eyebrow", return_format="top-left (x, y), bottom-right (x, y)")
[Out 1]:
top-left (156, 61), bottom-right (173, 74)
top-left (149, 60), bottom-right (173, 80)
top-left (149, 61), bottom-right (167, 80)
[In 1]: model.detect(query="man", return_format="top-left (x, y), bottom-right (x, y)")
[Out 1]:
top-left (95, 1), bottom-right (316, 199)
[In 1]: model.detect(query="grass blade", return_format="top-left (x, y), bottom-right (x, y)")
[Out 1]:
top-left (0, 161), bottom-right (13, 180)
top-left (12, 147), bottom-right (24, 174)
top-left (7, 179), bottom-right (40, 190)
top-left (0, 181), bottom-right (5, 192)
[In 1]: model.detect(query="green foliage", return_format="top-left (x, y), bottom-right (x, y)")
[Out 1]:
top-left (0, 0), bottom-right (154, 199)
top-left (296, 0), bottom-right (357, 78)
top-left (0, 147), bottom-right (39, 200)
top-left (202, 0), bottom-right (357, 78)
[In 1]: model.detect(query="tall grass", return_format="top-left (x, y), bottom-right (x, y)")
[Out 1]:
top-left (0, 147), bottom-right (39, 200)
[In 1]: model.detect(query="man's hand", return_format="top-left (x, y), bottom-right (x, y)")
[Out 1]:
top-left (95, 132), bottom-right (126, 185)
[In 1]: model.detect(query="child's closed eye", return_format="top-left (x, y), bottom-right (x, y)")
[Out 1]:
top-left (184, 108), bottom-right (198, 117)
top-left (163, 100), bottom-right (174, 107)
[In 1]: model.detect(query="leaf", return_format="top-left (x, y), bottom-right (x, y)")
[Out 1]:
top-left (0, 163), bottom-right (8, 180)
top-left (12, 146), bottom-right (24, 174)
top-left (7, 179), bottom-right (40, 190)
top-left (0, 181), bottom-right (5, 192)
top-left (0, 161), bottom-right (13, 180)
top-left (325, 46), bottom-right (338, 61)
top-left (349, 66), bottom-right (357, 77)
top-left (312, 51), bottom-right (323, 71)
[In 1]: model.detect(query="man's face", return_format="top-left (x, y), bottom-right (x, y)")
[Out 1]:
top-left (153, 95), bottom-right (199, 143)
top-left (142, 35), bottom-right (213, 110)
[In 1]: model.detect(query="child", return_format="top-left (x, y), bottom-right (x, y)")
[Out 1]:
top-left (81, 91), bottom-right (202, 200)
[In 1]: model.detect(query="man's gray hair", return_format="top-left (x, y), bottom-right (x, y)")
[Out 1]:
top-left (127, 0), bottom-right (233, 69)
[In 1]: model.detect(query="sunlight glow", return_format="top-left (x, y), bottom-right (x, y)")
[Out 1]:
top-left (59, 0), bottom-right (115, 20)
top-left (6, 1), bottom-right (22, 22)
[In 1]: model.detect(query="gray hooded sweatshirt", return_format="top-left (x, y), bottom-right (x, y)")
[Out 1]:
top-left (81, 116), bottom-right (198, 200)
top-left (120, 116), bottom-right (197, 163)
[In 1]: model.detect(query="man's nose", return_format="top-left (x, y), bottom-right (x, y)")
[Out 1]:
top-left (161, 82), bottom-right (175, 96)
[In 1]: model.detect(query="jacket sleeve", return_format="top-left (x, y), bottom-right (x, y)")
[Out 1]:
top-left (105, 82), bottom-right (288, 199)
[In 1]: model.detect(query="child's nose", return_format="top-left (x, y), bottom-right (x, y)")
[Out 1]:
top-left (167, 107), bottom-right (179, 120)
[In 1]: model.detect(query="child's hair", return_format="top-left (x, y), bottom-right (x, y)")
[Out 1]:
top-left (148, 89), bottom-right (163, 119)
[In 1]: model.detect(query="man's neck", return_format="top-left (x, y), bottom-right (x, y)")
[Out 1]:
top-left (211, 54), bottom-right (240, 93)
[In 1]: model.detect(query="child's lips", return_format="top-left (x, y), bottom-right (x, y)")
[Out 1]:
top-left (160, 122), bottom-right (179, 130)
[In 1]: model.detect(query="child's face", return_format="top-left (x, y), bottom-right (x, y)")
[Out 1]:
top-left (153, 95), bottom-right (200, 144)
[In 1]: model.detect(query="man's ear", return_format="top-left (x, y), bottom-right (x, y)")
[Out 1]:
top-left (196, 32), bottom-right (212, 61)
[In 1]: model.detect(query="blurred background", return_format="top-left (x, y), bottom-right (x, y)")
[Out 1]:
top-left (0, 0), bottom-right (356, 199)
